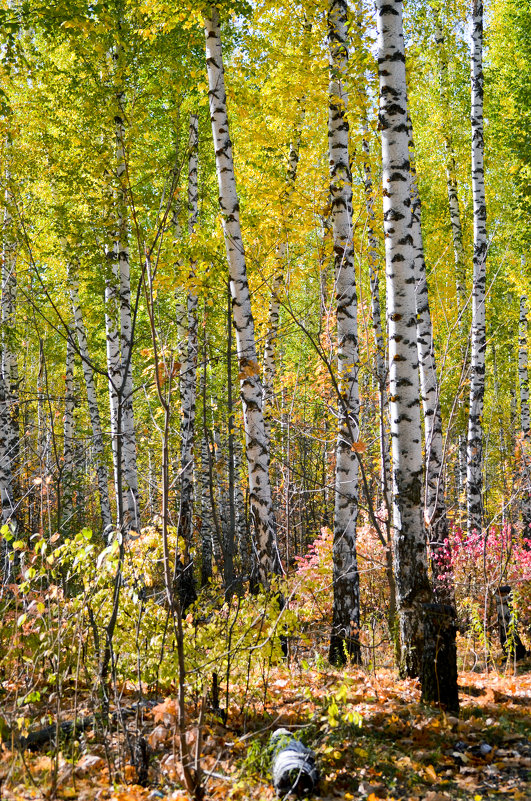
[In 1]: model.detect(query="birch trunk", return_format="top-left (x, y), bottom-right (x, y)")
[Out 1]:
top-left (467, 0), bottom-right (487, 535)
top-left (1, 179), bottom-right (18, 534)
top-left (176, 114), bottom-right (199, 609)
top-left (69, 272), bottom-right (112, 534)
top-left (409, 126), bottom-right (453, 604)
top-left (327, 0), bottom-right (361, 666)
top-left (375, 0), bottom-right (432, 678)
top-left (204, 7), bottom-right (280, 586)
top-left (105, 268), bottom-right (121, 526)
top-left (0, 368), bottom-right (14, 584)
top-left (434, 16), bottom-right (467, 318)
top-left (361, 127), bottom-right (398, 642)
top-left (61, 333), bottom-right (76, 535)
top-left (518, 293), bottom-right (531, 534)
top-left (200, 434), bottom-right (213, 586)
top-left (434, 15), bottom-right (468, 522)
top-left (115, 108), bottom-right (140, 534)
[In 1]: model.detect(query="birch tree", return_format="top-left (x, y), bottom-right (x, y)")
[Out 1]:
top-left (327, 0), bottom-right (361, 666)
top-left (61, 333), bottom-right (76, 535)
top-left (176, 114), bottom-right (199, 609)
top-left (105, 42), bottom-right (140, 535)
top-left (203, 6), bottom-right (280, 586)
top-left (467, 0), bottom-right (488, 535)
top-left (519, 293), bottom-right (531, 533)
top-left (409, 126), bottom-right (453, 603)
top-left (375, 0), bottom-right (432, 677)
top-left (69, 269), bottom-right (112, 534)
top-left (1, 178), bottom-right (18, 532)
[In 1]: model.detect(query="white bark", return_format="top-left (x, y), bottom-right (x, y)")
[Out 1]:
top-left (105, 263), bottom-right (121, 523)
top-left (518, 292), bottom-right (531, 532)
top-left (434, 17), bottom-right (467, 317)
top-left (0, 368), bottom-right (14, 584)
top-left (327, 0), bottom-right (361, 666)
top-left (362, 127), bottom-right (391, 516)
top-left (204, 7), bottom-right (280, 586)
top-left (115, 110), bottom-right (140, 534)
top-left (69, 271), bottom-right (112, 533)
top-left (409, 125), bottom-right (453, 603)
top-left (375, 0), bottom-right (432, 678)
top-left (61, 333), bottom-right (76, 535)
top-left (1, 178), bottom-right (18, 533)
top-left (519, 294), bottom-right (530, 439)
top-left (467, 0), bottom-right (487, 534)
top-left (434, 15), bottom-right (468, 522)
top-left (177, 114), bottom-right (199, 607)
top-left (104, 65), bottom-right (140, 535)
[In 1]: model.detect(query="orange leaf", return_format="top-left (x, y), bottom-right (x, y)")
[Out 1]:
top-left (351, 441), bottom-right (366, 453)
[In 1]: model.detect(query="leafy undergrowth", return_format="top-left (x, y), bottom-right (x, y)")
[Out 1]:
top-left (1, 664), bottom-right (530, 801)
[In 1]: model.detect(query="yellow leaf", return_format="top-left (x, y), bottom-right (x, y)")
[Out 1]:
top-left (425, 764), bottom-right (437, 783)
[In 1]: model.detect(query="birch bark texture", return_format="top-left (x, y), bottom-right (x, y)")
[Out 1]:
top-left (204, 7), bottom-right (280, 587)
top-left (176, 114), bottom-right (200, 609)
top-left (375, 0), bottom-right (432, 677)
top-left (434, 15), bottom-right (467, 319)
top-left (69, 270), bottom-right (112, 534)
top-left (409, 128), bottom-right (453, 603)
top-left (61, 333), bottom-right (76, 535)
top-left (0, 179), bottom-right (18, 539)
top-left (327, 0), bottom-right (362, 666)
top-left (518, 293), bottom-right (531, 533)
top-left (466, 0), bottom-right (487, 535)
top-left (105, 53), bottom-right (140, 535)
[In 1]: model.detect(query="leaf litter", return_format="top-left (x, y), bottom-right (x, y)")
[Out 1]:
top-left (0, 666), bottom-right (529, 801)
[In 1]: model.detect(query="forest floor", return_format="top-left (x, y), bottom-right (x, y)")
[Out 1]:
top-left (1, 660), bottom-right (530, 801)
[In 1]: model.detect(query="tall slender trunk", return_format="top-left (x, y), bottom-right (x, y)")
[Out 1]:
top-left (204, 7), bottom-right (280, 587)
top-left (467, 0), bottom-right (487, 535)
top-left (0, 367), bottom-right (14, 584)
top-left (434, 16), bottom-right (467, 317)
top-left (375, 0), bottom-right (432, 678)
top-left (105, 267), bottom-right (121, 526)
top-left (225, 282), bottom-right (237, 596)
top-left (434, 14), bottom-right (468, 522)
top-left (361, 125), bottom-right (397, 641)
top-left (104, 49), bottom-right (140, 535)
top-left (408, 125), bottom-right (453, 604)
top-left (176, 114), bottom-right (200, 609)
top-left (519, 293), bottom-right (531, 534)
top-left (69, 271), bottom-right (112, 534)
top-left (61, 333), bottom-right (76, 535)
top-left (115, 106), bottom-right (140, 534)
top-left (1, 177), bottom-right (19, 536)
top-left (327, 0), bottom-right (361, 666)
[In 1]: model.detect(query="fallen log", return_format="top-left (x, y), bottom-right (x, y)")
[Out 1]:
top-left (270, 728), bottom-right (319, 797)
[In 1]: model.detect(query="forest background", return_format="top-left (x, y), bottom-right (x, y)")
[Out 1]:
top-left (0, 0), bottom-right (530, 799)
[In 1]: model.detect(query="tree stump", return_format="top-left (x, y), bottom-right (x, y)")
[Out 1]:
top-left (421, 603), bottom-right (459, 714)
top-left (496, 585), bottom-right (527, 662)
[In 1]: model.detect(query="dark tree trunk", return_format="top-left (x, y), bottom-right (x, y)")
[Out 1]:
top-left (421, 603), bottom-right (459, 714)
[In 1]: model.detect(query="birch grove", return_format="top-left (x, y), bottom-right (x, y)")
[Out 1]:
top-left (0, 0), bottom-right (528, 691)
